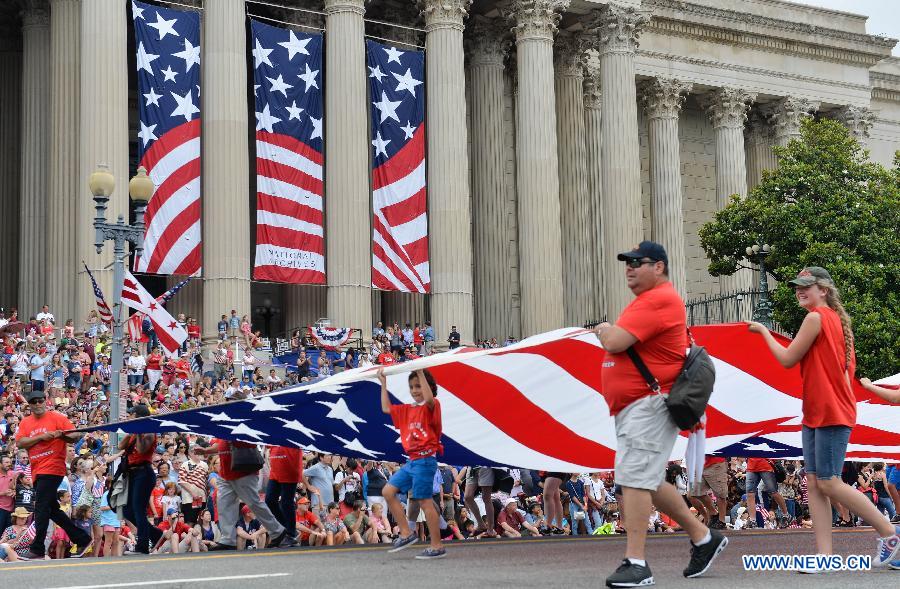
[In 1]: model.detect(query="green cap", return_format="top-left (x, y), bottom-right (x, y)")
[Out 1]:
top-left (788, 266), bottom-right (833, 287)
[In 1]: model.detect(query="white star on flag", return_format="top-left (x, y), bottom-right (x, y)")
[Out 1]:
top-left (143, 87), bottom-right (162, 107)
top-left (333, 435), bottom-right (385, 458)
top-left (253, 38), bottom-right (274, 69)
top-left (400, 121), bottom-right (416, 140)
top-left (170, 90), bottom-right (199, 122)
top-left (246, 395), bottom-right (292, 412)
top-left (266, 73), bottom-right (293, 97)
top-left (285, 100), bottom-right (304, 122)
top-left (138, 121), bottom-right (158, 146)
top-left (368, 65), bottom-right (386, 83)
top-left (278, 30), bottom-right (311, 60)
top-left (274, 417), bottom-right (322, 440)
top-left (256, 103), bottom-right (281, 133)
top-left (155, 419), bottom-right (191, 431)
top-left (225, 422), bottom-right (269, 440)
top-left (147, 12), bottom-right (179, 40)
top-left (298, 63), bottom-right (319, 92)
top-left (132, 1), bottom-right (145, 20)
top-left (198, 411), bottom-right (244, 423)
top-left (741, 441), bottom-right (780, 452)
top-left (309, 115), bottom-right (322, 140)
top-left (317, 398), bottom-right (366, 432)
top-left (372, 131), bottom-right (391, 158)
top-left (173, 38), bottom-right (201, 72)
top-left (392, 68), bottom-right (423, 97)
top-left (161, 65), bottom-right (178, 83)
top-left (136, 42), bottom-right (159, 75)
top-left (384, 424), bottom-right (401, 444)
top-left (373, 91), bottom-right (402, 124)
top-left (383, 46), bottom-right (404, 64)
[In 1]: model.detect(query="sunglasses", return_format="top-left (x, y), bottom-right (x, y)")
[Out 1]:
top-left (27, 398), bottom-right (46, 405)
top-left (624, 258), bottom-right (657, 269)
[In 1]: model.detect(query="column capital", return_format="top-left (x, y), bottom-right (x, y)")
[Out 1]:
top-left (505, 0), bottom-right (570, 43)
top-left (831, 104), bottom-right (875, 141)
top-left (638, 77), bottom-right (692, 120)
top-left (553, 31), bottom-right (588, 77)
top-left (701, 87), bottom-right (756, 129)
top-left (744, 108), bottom-right (775, 143)
top-left (582, 68), bottom-right (601, 109)
top-left (465, 16), bottom-right (511, 67)
top-left (764, 96), bottom-right (819, 140)
top-left (591, 3), bottom-right (650, 56)
top-left (21, 5), bottom-right (50, 28)
top-left (324, 0), bottom-right (365, 17)
top-left (419, 0), bottom-right (471, 32)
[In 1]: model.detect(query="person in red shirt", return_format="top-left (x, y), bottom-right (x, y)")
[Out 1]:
top-left (154, 509), bottom-right (199, 553)
top-left (378, 368), bottom-right (445, 559)
top-left (743, 458), bottom-right (790, 528)
top-left (413, 323), bottom-right (424, 355)
top-left (15, 388), bottom-right (92, 559)
top-left (265, 446), bottom-right (303, 546)
top-left (377, 350), bottom-right (396, 365)
top-left (496, 498), bottom-right (540, 537)
top-left (295, 497), bottom-right (326, 546)
top-left (750, 266), bottom-right (900, 567)
top-left (596, 242), bottom-right (726, 587)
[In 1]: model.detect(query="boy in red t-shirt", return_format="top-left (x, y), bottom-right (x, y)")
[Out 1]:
top-left (378, 368), bottom-right (445, 559)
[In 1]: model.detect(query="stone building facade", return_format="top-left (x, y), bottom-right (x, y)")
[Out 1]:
top-left (0, 0), bottom-right (897, 345)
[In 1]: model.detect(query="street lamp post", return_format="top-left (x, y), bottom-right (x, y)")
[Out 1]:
top-left (745, 242), bottom-right (774, 329)
top-left (89, 164), bottom-right (153, 447)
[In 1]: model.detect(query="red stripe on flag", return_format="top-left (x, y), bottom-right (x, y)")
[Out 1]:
top-left (257, 193), bottom-right (323, 225)
top-left (144, 200), bottom-right (201, 274)
top-left (373, 240), bottom-right (418, 292)
top-left (141, 119), bottom-right (200, 172)
top-left (372, 125), bottom-right (425, 190)
top-left (173, 244), bottom-right (201, 277)
top-left (141, 158), bottom-right (200, 230)
top-left (380, 187), bottom-right (425, 228)
top-left (256, 227), bottom-right (325, 255)
top-left (253, 266), bottom-right (326, 284)
top-left (256, 131), bottom-right (324, 166)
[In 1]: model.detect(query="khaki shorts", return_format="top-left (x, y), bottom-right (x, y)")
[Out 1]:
top-left (696, 461), bottom-right (728, 500)
top-left (613, 394), bottom-right (679, 491)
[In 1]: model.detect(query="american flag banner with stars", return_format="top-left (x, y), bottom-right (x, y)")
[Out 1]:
top-left (251, 20), bottom-right (325, 284)
top-left (367, 40), bottom-right (430, 293)
top-left (81, 325), bottom-right (900, 470)
top-left (131, 0), bottom-right (201, 277)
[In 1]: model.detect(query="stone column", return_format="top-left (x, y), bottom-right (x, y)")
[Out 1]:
top-left (324, 0), bottom-right (371, 334)
top-left (420, 0), bottom-right (474, 346)
top-left (467, 17), bottom-right (514, 341)
top-left (832, 105), bottom-right (875, 147)
top-left (19, 5), bottom-right (50, 316)
top-left (284, 285), bottom-right (327, 333)
top-left (0, 41), bottom-right (22, 309)
top-left (554, 32), bottom-right (594, 326)
top-left (744, 110), bottom-right (777, 190)
top-left (767, 96), bottom-right (819, 147)
top-left (166, 277), bottom-right (202, 325)
top-left (701, 87), bottom-right (756, 292)
top-left (201, 0), bottom-right (251, 342)
top-left (582, 66), bottom-right (604, 321)
top-left (594, 3), bottom-right (649, 320)
top-left (78, 0), bottom-right (129, 324)
top-left (639, 77), bottom-right (692, 298)
top-left (48, 0), bottom-right (80, 326)
top-left (508, 0), bottom-right (567, 336)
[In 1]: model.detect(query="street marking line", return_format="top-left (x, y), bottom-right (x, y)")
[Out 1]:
top-left (3, 527), bottom-right (873, 573)
top-left (46, 573), bottom-right (291, 589)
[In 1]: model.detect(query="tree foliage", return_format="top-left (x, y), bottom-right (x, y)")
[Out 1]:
top-left (699, 118), bottom-right (899, 377)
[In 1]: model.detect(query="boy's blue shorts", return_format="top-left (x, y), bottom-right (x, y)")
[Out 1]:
top-left (388, 456), bottom-right (437, 500)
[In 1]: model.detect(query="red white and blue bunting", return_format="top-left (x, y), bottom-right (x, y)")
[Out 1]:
top-left (308, 326), bottom-right (353, 351)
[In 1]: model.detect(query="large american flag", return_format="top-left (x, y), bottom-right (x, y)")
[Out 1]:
top-left (251, 20), bottom-right (325, 284)
top-left (83, 262), bottom-right (113, 325)
top-left (367, 41), bottom-right (430, 293)
top-left (131, 0), bottom-right (201, 276)
top-left (83, 325), bottom-right (900, 468)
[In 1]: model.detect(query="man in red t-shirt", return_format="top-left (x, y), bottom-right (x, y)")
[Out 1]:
top-left (745, 458), bottom-right (790, 528)
top-left (295, 497), bottom-right (326, 546)
top-left (265, 446), bottom-right (303, 546)
top-left (596, 242), bottom-right (726, 587)
top-left (15, 388), bottom-right (92, 558)
top-left (155, 509), bottom-right (199, 553)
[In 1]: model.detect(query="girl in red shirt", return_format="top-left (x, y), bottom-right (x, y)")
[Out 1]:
top-left (750, 266), bottom-right (900, 567)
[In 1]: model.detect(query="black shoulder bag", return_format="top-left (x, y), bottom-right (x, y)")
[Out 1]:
top-left (229, 442), bottom-right (264, 473)
top-left (624, 328), bottom-right (716, 430)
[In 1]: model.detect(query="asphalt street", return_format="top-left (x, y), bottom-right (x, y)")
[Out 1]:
top-left (1, 528), bottom-right (895, 589)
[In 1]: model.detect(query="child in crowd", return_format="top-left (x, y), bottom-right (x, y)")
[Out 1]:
top-left (99, 484), bottom-right (121, 557)
top-left (51, 490), bottom-right (72, 559)
top-left (71, 505), bottom-right (93, 555)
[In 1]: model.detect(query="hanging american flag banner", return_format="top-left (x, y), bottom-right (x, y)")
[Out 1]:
top-left (367, 40), bottom-right (429, 293)
top-left (83, 325), bottom-right (900, 469)
top-left (83, 262), bottom-right (113, 325)
top-left (121, 270), bottom-right (188, 356)
top-left (251, 20), bottom-right (325, 284)
top-left (131, 0), bottom-right (201, 276)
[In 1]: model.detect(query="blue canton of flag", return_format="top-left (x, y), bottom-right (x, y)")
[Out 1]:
top-left (367, 41), bottom-right (430, 293)
top-left (132, 0), bottom-right (202, 277)
top-left (251, 20), bottom-right (326, 285)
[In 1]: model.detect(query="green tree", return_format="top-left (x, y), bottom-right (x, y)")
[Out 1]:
top-left (699, 118), bottom-right (899, 377)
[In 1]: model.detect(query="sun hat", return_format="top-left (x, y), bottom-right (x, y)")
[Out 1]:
top-left (12, 506), bottom-right (30, 519)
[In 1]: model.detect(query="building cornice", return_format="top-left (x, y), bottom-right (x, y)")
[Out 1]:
top-left (644, 0), bottom-right (895, 68)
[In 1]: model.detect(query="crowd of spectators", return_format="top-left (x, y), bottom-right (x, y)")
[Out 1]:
top-left (0, 306), bottom-right (898, 562)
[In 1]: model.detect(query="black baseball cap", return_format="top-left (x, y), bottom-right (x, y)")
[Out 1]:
top-left (617, 241), bottom-right (669, 267)
top-left (127, 403), bottom-right (151, 418)
top-left (24, 388), bottom-right (46, 403)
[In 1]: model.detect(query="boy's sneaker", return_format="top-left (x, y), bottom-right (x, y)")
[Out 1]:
top-left (683, 530), bottom-right (728, 578)
top-left (889, 559), bottom-right (900, 570)
top-left (415, 547), bottom-right (447, 560)
top-left (71, 544), bottom-right (93, 558)
top-left (606, 559), bottom-right (654, 587)
top-left (388, 532), bottom-right (419, 553)
top-left (874, 526), bottom-right (900, 567)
